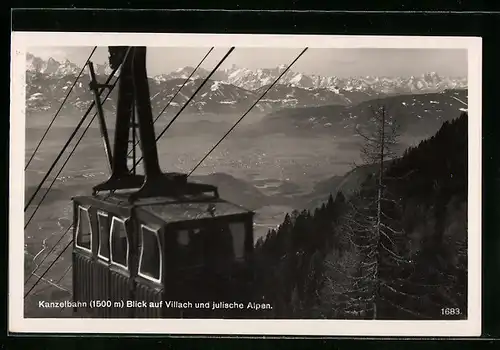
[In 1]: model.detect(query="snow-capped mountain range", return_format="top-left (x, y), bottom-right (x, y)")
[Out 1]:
top-left (26, 53), bottom-right (113, 77)
top-left (25, 53), bottom-right (468, 115)
top-left (154, 63), bottom-right (467, 94)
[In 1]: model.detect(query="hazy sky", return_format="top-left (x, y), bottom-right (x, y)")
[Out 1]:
top-left (28, 46), bottom-right (468, 78)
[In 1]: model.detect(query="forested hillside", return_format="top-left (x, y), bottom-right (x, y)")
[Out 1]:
top-left (253, 112), bottom-right (468, 320)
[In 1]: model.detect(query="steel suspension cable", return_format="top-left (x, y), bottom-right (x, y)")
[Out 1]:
top-left (24, 50), bottom-right (130, 294)
top-left (24, 74), bottom-right (121, 230)
top-left (30, 261), bottom-right (73, 297)
top-left (24, 47), bottom-right (131, 212)
top-left (24, 71), bottom-right (121, 296)
top-left (56, 264), bottom-right (73, 285)
top-left (126, 47), bottom-right (214, 158)
top-left (24, 238), bottom-right (73, 299)
top-left (24, 225), bottom-right (72, 285)
top-left (188, 48), bottom-right (309, 176)
top-left (25, 47), bottom-right (232, 301)
top-left (24, 77), bottom-right (119, 281)
top-left (130, 47), bottom-right (235, 173)
top-left (25, 46), bottom-right (98, 170)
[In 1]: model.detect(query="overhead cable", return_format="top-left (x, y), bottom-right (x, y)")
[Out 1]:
top-left (25, 74), bottom-right (121, 229)
top-left (130, 47), bottom-right (236, 173)
top-left (188, 47), bottom-right (309, 176)
top-left (25, 46), bottom-right (98, 170)
top-left (126, 47), bottom-right (214, 158)
top-left (24, 48), bottom-right (131, 211)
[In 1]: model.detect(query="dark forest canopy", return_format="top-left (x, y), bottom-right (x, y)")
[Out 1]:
top-left (252, 112), bottom-right (468, 320)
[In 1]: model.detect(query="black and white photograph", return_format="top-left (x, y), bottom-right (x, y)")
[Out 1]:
top-left (10, 33), bottom-right (482, 336)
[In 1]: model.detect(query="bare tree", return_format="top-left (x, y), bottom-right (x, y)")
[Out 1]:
top-left (357, 104), bottom-right (400, 317)
top-left (320, 104), bottom-right (417, 319)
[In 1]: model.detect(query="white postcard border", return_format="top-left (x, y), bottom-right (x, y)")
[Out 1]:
top-left (10, 32), bottom-right (482, 336)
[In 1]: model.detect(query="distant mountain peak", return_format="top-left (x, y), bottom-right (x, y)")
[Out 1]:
top-left (25, 52), bottom-right (468, 116)
top-left (26, 52), bottom-right (467, 95)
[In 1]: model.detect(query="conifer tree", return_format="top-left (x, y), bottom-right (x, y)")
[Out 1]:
top-left (326, 104), bottom-right (413, 319)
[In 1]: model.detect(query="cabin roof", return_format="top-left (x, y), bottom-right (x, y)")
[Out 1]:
top-left (141, 201), bottom-right (251, 223)
top-left (74, 192), bottom-right (253, 224)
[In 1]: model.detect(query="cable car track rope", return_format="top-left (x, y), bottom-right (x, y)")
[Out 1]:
top-left (25, 46), bottom-right (98, 171)
top-left (24, 67), bottom-right (124, 290)
top-left (24, 75), bottom-right (121, 229)
top-left (24, 238), bottom-right (73, 299)
top-left (24, 47), bottom-right (233, 301)
top-left (24, 47), bottom-right (215, 300)
top-left (130, 47), bottom-right (235, 173)
top-left (24, 48), bottom-right (132, 212)
top-left (26, 47), bottom-right (216, 285)
top-left (29, 263), bottom-right (74, 298)
top-left (188, 47), bottom-right (309, 177)
top-left (24, 225), bottom-right (72, 286)
top-left (23, 83), bottom-right (118, 290)
top-left (24, 47), bottom-right (305, 302)
top-left (24, 49), bottom-right (133, 299)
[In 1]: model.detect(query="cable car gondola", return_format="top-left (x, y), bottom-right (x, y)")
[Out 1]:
top-left (71, 46), bottom-right (255, 318)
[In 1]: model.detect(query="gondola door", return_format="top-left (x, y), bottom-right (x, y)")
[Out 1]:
top-left (72, 201), bottom-right (95, 317)
top-left (107, 212), bottom-right (135, 318)
top-left (92, 206), bottom-right (134, 318)
top-left (132, 208), bottom-right (165, 318)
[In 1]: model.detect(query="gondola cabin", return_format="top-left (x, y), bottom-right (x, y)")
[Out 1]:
top-left (71, 46), bottom-right (256, 318)
top-left (72, 190), bottom-right (255, 318)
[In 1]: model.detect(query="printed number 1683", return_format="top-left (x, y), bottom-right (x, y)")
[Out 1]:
top-left (441, 308), bottom-right (461, 316)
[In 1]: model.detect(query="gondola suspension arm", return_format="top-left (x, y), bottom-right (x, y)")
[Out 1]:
top-left (87, 61), bottom-right (114, 172)
top-left (93, 46), bottom-right (219, 202)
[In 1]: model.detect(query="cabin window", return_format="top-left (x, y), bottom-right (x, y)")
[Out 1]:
top-left (228, 222), bottom-right (246, 260)
top-left (110, 217), bottom-right (129, 268)
top-left (97, 211), bottom-right (110, 260)
top-left (139, 225), bottom-right (161, 282)
top-left (75, 206), bottom-right (92, 251)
